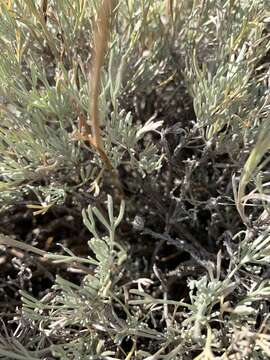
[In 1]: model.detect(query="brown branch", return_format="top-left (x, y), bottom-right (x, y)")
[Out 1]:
top-left (89, 0), bottom-right (116, 171)
top-left (71, 1), bottom-right (123, 197)
top-left (165, 0), bottom-right (174, 21)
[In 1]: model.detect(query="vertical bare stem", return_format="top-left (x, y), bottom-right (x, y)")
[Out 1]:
top-left (89, 0), bottom-right (115, 170)
top-left (165, 0), bottom-right (174, 22)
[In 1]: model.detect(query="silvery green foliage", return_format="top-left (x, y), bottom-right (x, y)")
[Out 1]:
top-left (15, 195), bottom-right (126, 359)
top-left (82, 194), bottom-right (126, 294)
top-left (105, 110), bottom-right (163, 175)
top-left (183, 0), bottom-right (269, 147)
top-left (0, 0), bottom-right (164, 208)
top-left (0, 1), bottom-right (270, 359)
top-left (240, 229), bottom-right (270, 266)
